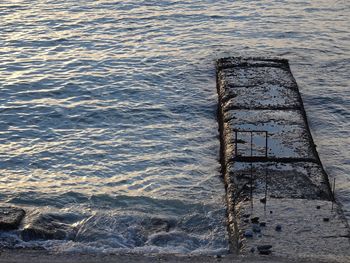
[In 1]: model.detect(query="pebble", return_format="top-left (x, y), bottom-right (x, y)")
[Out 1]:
top-left (260, 197), bottom-right (266, 203)
top-left (316, 205), bottom-right (321, 209)
top-left (244, 230), bottom-right (253, 238)
top-left (258, 249), bottom-right (272, 255)
top-left (250, 247), bottom-right (255, 253)
top-left (257, 245), bottom-right (272, 250)
top-left (257, 245), bottom-right (273, 255)
top-left (275, 224), bottom-right (282, 231)
top-left (323, 218), bottom-right (330, 222)
top-left (259, 222), bottom-right (266, 227)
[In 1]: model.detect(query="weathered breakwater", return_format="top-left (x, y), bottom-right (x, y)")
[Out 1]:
top-left (216, 57), bottom-right (350, 261)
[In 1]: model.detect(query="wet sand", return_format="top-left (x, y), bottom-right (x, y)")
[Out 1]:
top-left (0, 249), bottom-right (344, 263)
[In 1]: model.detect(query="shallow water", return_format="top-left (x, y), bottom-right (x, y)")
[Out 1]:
top-left (0, 0), bottom-right (349, 254)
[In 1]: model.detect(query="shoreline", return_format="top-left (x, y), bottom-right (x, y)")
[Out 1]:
top-left (0, 249), bottom-right (344, 263)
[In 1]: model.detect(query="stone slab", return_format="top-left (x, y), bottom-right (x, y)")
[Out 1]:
top-left (220, 84), bottom-right (300, 110)
top-left (218, 67), bottom-right (297, 92)
top-left (227, 162), bottom-right (330, 200)
top-left (217, 57), bottom-right (288, 70)
top-left (223, 110), bottom-right (314, 159)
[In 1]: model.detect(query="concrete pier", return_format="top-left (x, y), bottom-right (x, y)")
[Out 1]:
top-left (216, 57), bottom-right (350, 262)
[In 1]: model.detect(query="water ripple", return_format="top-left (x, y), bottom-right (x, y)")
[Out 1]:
top-left (0, 0), bottom-right (349, 254)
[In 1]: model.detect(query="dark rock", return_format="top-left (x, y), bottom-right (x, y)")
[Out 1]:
top-left (275, 224), bottom-right (282, 231)
top-left (243, 219), bottom-right (249, 223)
top-left (259, 222), bottom-right (266, 227)
top-left (251, 217), bottom-right (259, 224)
top-left (323, 217), bottom-right (329, 222)
top-left (260, 197), bottom-right (266, 203)
top-left (243, 214), bottom-right (250, 218)
top-left (250, 247), bottom-right (255, 253)
top-left (0, 207), bottom-right (25, 230)
top-left (316, 205), bottom-right (321, 209)
top-left (244, 229), bottom-right (253, 238)
top-left (21, 213), bottom-right (77, 241)
top-left (270, 210), bottom-right (273, 214)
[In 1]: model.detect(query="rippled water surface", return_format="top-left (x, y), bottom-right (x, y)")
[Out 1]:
top-left (0, 0), bottom-right (349, 254)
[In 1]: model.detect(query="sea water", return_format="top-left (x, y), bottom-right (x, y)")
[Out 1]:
top-left (0, 0), bottom-right (349, 254)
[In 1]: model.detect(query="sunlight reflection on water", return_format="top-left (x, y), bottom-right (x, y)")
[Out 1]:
top-left (0, 0), bottom-right (349, 253)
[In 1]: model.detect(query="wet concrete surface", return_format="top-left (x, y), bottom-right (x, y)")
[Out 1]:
top-left (216, 57), bottom-right (350, 262)
top-left (227, 162), bottom-right (330, 200)
top-left (224, 110), bottom-right (314, 159)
